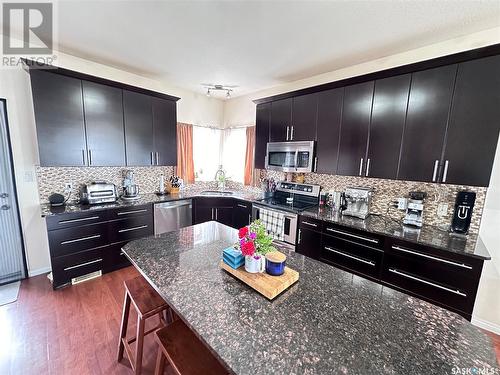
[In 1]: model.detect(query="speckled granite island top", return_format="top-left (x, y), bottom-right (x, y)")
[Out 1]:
top-left (122, 221), bottom-right (498, 375)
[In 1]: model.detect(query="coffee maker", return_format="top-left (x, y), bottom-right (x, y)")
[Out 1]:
top-left (122, 170), bottom-right (140, 200)
top-left (451, 191), bottom-right (476, 235)
top-left (403, 191), bottom-right (427, 228)
top-left (341, 187), bottom-right (373, 219)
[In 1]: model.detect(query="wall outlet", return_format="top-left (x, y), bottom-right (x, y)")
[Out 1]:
top-left (397, 198), bottom-right (408, 210)
top-left (437, 203), bottom-right (448, 217)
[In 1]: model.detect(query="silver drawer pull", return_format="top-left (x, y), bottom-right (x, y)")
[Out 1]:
top-left (59, 216), bottom-right (100, 224)
top-left (391, 245), bottom-right (472, 270)
top-left (118, 225), bottom-right (148, 233)
top-left (324, 246), bottom-right (375, 266)
top-left (388, 268), bottom-right (467, 297)
top-left (326, 228), bottom-right (378, 244)
top-left (237, 204), bottom-right (248, 209)
top-left (61, 234), bottom-right (101, 245)
top-left (302, 221), bottom-right (318, 227)
top-left (64, 258), bottom-right (102, 271)
top-left (117, 209), bottom-right (148, 216)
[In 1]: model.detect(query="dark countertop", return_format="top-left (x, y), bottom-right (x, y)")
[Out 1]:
top-left (40, 189), bottom-right (263, 217)
top-left (301, 207), bottom-right (491, 260)
top-left (122, 221), bottom-right (499, 375)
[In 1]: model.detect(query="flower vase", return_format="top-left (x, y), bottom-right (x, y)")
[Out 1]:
top-left (244, 255), bottom-right (265, 273)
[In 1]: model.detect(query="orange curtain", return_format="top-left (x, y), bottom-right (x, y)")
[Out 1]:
top-left (244, 126), bottom-right (256, 185)
top-left (176, 123), bottom-right (195, 184)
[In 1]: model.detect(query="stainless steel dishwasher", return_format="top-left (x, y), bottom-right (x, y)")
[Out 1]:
top-left (154, 199), bottom-right (193, 235)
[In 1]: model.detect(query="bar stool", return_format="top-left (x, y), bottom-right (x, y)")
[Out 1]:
top-left (117, 276), bottom-right (170, 375)
top-left (154, 319), bottom-right (228, 375)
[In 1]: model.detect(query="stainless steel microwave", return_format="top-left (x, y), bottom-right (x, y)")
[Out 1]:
top-left (265, 141), bottom-right (316, 173)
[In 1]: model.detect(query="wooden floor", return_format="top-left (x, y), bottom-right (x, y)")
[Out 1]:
top-left (0, 266), bottom-right (498, 374)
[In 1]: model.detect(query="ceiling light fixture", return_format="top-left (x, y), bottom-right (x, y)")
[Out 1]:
top-left (201, 84), bottom-right (238, 99)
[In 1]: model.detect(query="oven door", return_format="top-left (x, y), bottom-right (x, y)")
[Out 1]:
top-left (252, 204), bottom-right (298, 246)
top-left (265, 141), bottom-right (315, 173)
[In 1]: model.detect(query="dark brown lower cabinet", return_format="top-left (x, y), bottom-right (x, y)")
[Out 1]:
top-left (194, 197), bottom-right (249, 229)
top-left (232, 201), bottom-right (252, 229)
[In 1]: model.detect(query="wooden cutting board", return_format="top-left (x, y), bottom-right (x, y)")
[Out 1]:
top-left (220, 261), bottom-right (299, 300)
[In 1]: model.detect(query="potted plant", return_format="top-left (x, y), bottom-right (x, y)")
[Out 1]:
top-left (237, 220), bottom-right (276, 273)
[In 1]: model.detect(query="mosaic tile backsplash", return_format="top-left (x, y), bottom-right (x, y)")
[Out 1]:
top-left (256, 169), bottom-right (487, 234)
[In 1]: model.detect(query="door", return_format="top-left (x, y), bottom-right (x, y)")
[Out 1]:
top-left (215, 207), bottom-right (233, 227)
top-left (82, 81), bottom-right (125, 166)
top-left (153, 97), bottom-right (177, 166)
top-left (30, 70), bottom-right (87, 166)
top-left (232, 201), bottom-right (252, 229)
top-left (398, 65), bottom-right (457, 182)
top-left (316, 88), bottom-right (343, 174)
top-left (270, 98), bottom-right (292, 142)
top-left (0, 100), bottom-right (26, 284)
top-left (255, 103), bottom-right (270, 169)
top-left (291, 93), bottom-right (317, 141)
top-left (123, 90), bottom-right (154, 166)
top-left (297, 228), bottom-right (321, 260)
top-left (337, 81), bottom-right (374, 176)
top-left (366, 74), bottom-right (411, 179)
top-left (195, 206), bottom-right (213, 224)
top-left (442, 55), bottom-right (500, 187)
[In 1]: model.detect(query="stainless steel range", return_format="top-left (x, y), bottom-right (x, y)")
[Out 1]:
top-left (252, 181), bottom-right (320, 245)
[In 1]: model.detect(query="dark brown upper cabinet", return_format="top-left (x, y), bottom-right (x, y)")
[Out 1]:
top-left (270, 98), bottom-right (292, 142)
top-left (152, 97), bottom-right (177, 166)
top-left (441, 55), bottom-right (500, 187)
top-left (123, 90), bottom-right (154, 166)
top-left (255, 103), bottom-right (270, 169)
top-left (398, 65), bottom-right (457, 183)
top-left (315, 88), bottom-right (343, 174)
top-left (337, 81), bottom-right (374, 177)
top-left (30, 70), bottom-right (87, 166)
top-left (366, 74), bottom-right (411, 179)
top-left (82, 81), bottom-right (126, 166)
top-left (291, 93), bottom-right (318, 141)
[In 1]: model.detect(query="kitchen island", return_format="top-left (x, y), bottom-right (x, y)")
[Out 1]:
top-left (122, 221), bottom-right (498, 374)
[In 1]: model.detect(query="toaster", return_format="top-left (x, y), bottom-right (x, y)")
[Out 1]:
top-left (80, 181), bottom-right (118, 205)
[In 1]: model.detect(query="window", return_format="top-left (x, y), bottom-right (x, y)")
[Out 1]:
top-left (222, 128), bottom-right (246, 183)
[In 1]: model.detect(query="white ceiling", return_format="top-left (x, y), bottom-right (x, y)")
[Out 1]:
top-left (21, 1), bottom-right (500, 98)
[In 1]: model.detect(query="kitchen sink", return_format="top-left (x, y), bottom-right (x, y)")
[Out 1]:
top-left (199, 190), bottom-right (235, 196)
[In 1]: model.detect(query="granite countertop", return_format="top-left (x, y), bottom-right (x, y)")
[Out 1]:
top-left (40, 189), bottom-right (263, 217)
top-left (122, 221), bottom-right (499, 375)
top-left (301, 207), bottom-right (491, 260)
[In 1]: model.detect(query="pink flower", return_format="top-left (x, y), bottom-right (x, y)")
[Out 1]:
top-left (241, 241), bottom-right (255, 257)
top-left (238, 226), bottom-right (249, 239)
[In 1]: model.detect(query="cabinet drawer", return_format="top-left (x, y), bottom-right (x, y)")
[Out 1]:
top-left (108, 204), bottom-right (152, 220)
top-left (102, 241), bottom-right (131, 273)
top-left (233, 200), bottom-right (251, 211)
top-left (299, 216), bottom-right (323, 232)
top-left (323, 222), bottom-right (384, 249)
top-left (51, 248), bottom-right (104, 288)
top-left (320, 234), bottom-right (383, 279)
top-left (108, 215), bottom-right (153, 243)
top-left (46, 210), bottom-right (108, 230)
top-left (48, 223), bottom-right (108, 257)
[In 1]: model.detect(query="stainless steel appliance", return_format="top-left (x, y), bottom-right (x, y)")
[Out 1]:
top-left (252, 181), bottom-right (321, 245)
top-left (265, 141), bottom-right (316, 173)
top-left (80, 181), bottom-right (118, 205)
top-left (122, 170), bottom-right (140, 200)
top-left (403, 191), bottom-right (427, 228)
top-left (342, 187), bottom-right (373, 220)
top-left (154, 200), bottom-right (193, 235)
top-left (451, 191), bottom-right (476, 235)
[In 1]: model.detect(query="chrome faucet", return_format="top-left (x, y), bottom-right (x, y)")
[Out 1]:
top-left (215, 165), bottom-right (226, 190)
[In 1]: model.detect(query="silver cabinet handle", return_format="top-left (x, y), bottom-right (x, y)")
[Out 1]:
top-left (326, 227), bottom-right (379, 244)
top-left (442, 160), bottom-right (449, 182)
top-left (324, 246), bottom-right (375, 266)
top-left (64, 258), bottom-right (102, 271)
top-left (118, 225), bottom-right (148, 233)
top-left (151, 152), bottom-right (154, 165)
top-left (301, 221), bottom-right (318, 227)
top-left (237, 204), bottom-right (248, 209)
top-left (60, 216), bottom-right (100, 224)
top-left (156, 152), bottom-right (159, 165)
top-left (365, 158), bottom-right (371, 177)
top-left (432, 160), bottom-right (439, 182)
top-left (82, 149), bottom-right (86, 165)
top-left (117, 209), bottom-right (148, 216)
top-left (88, 150), bottom-right (92, 166)
top-left (298, 229), bottom-right (302, 244)
top-left (61, 234), bottom-right (101, 245)
top-left (314, 157), bottom-right (318, 172)
top-left (211, 208), bottom-right (214, 220)
top-left (286, 126), bottom-right (290, 141)
top-left (391, 245), bottom-right (472, 269)
top-left (388, 268), bottom-right (467, 297)
top-left (359, 158), bottom-right (364, 176)
top-left (215, 208), bottom-right (218, 220)
top-left (290, 126), bottom-right (294, 140)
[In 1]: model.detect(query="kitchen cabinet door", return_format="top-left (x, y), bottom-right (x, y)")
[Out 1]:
top-left (441, 55), bottom-right (500, 187)
top-left (297, 227), bottom-right (321, 260)
top-left (82, 81), bottom-right (125, 166)
top-left (195, 206), bottom-right (213, 224)
top-left (398, 65), bottom-right (457, 182)
top-left (215, 207), bottom-right (233, 227)
top-left (30, 70), bottom-right (87, 166)
top-left (291, 93), bottom-right (318, 141)
top-left (153, 97), bottom-right (177, 166)
top-left (316, 88), bottom-right (343, 174)
top-left (123, 90), bottom-right (154, 166)
top-left (366, 74), bottom-right (411, 179)
top-left (232, 201), bottom-right (252, 229)
top-left (337, 81), bottom-right (374, 176)
top-left (270, 98), bottom-right (292, 142)
top-left (255, 103), bottom-right (270, 169)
